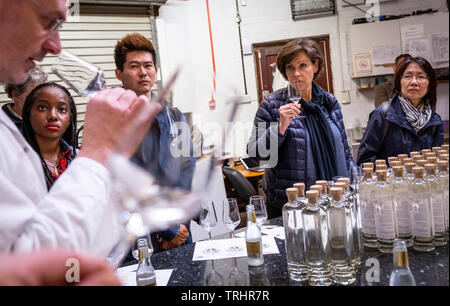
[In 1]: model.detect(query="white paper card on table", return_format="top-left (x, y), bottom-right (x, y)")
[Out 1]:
top-left (192, 238), bottom-right (247, 261)
top-left (261, 226), bottom-right (286, 240)
top-left (116, 264), bottom-right (173, 286)
top-left (261, 235), bottom-right (280, 255)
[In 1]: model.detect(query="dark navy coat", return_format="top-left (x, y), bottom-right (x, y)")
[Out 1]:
top-left (247, 84), bottom-right (355, 210)
top-left (357, 95), bottom-right (444, 165)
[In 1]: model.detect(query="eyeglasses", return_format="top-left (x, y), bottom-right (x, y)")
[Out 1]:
top-left (401, 74), bottom-right (429, 83)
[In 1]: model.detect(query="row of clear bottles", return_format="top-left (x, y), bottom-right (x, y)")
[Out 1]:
top-left (359, 153), bottom-right (449, 253)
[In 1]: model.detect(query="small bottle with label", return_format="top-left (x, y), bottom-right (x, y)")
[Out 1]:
top-left (411, 167), bottom-right (435, 252)
top-left (136, 238), bottom-right (157, 286)
top-left (373, 170), bottom-right (397, 253)
top-left (246, 204), bottom-right (264, 266)
top-left (326, 187), bottom-right (356, 285)
top-left (436, 160), bottom-right (449, 240)
top-left (302, 190), bottom-right (331, 286)
top-left (391, 166), bottom-right (412, 247)
top-left (424, 163), bottom-right (446, 246)
top-left (389, 239), bottom-right (416, 286)
top-left (359, 167), bottom-right (377, 248)
top-left (282, 187), bottom-right (307, 281)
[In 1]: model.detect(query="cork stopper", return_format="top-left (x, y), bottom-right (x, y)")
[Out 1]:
top-left (424, 152), bottom-right (436, 159)
top-left (376, 164), bottom-right (387, 171)
top-left (421, 149), bottom-right (432, 155)
top-left (424, 163), bottom-right (436, 175)
top-left (392, 166), bottom-right (403, 178)
top-left (413, 155), bottom-right (424, 163)
top-left (306, 190), bottom-right (319, 204)
top-left (404, 163), bottom-right (416, 174)
top-left (437, 160), bottom-right (448, 171)
top-left (363, 167), bottom-right (373, 179)
top-left (413, 167), bottom-right (424, 179)
top-left (293, 183), bottom-right (305, 197)
top-left (416, 159), bottom-right (427, 168)
top-left (376, 170), bottom-right (387, 181)
top-left (310, 185), bottom-right (323, 196)
top-left (439, 154), bottom-right (449, 161)
top-left (410, 151), bottom-right (421, 157)
top-left (363, 162), bottom-right (374, 169)
top-left (315, 180), bottom-right (328, 192)
top-left (432, 147), bottom-right (442, 153)
top-left (337, 177), bottom-right (350, 184)
top-left (398, 153), bottom-right (408, 160)
top-left (402, 157), bottom-right (414, 165)
top-left (388, 157), bottom-right (399, 164)
top-left (375, 159), bottom-right (386, 165)
top-left (426, 156), bottom-right (437, 165)
top-left (442, 144), bottom-right (449, 150)
top-left (329, 187), bottom-right (343, 201)
top-left (286, 187), bottom-right (298, 202)
top-left (390, 161), bottom-right (402, 168)
top-left (437, 150), bottom-right (447, 156)
top-left (333, 182), bottom-right (347, 191)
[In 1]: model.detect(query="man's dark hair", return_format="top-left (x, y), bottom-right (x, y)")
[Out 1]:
top-left (114, 33), bottom-right (157, 71)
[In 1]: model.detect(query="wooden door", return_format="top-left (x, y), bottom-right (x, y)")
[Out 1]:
top-left (253, 36), bottom-right (333, 103)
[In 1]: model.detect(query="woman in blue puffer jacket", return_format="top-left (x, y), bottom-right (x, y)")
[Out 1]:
top-left (357, 57), bottom-right (444, 165)
top-left (247, 39), bottom-right (356, 218)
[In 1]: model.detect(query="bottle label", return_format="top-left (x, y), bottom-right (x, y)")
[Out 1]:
top-left (361, 199), bottom-right (376, 235)
top-left (374, 201), bottom-right (396, 240)
top-left (395, 199), bottom-right (411, 235)
top-left (395, 251), bottom-right (409, 267)
top-left (246, 240), bottom-right (262, 258)
top-left (411, 201), bottom-right (432, 238)
top-left (431, 195), bottom-right (446, 233)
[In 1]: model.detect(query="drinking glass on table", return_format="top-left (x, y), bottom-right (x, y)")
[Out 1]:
top-left (249, 195), bottom-right (267, 228)
top-left (222, 198), bottom-right (242, 252)
top-left (200, 200), bottom-right (219, 255)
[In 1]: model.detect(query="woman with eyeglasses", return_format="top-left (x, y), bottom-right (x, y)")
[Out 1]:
top-left (357, 57), bottom-right (444, 165)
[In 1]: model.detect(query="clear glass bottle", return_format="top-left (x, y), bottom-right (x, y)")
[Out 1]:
top-left (245, 204), bottom-right (264, 266)
top-left (373, 170), bottom-right (397, 253)
top-left (359, 168), bottom-right (377, 248)
top-left (411, 167), bottom-right (435, 252)
top-left (316, 180), bottom-right (331, 208)
top-left (326, 187), bottom-right (356, 285)
top-left (391, 166), bottom-right (412, 247)
top-left (335, 178), bottom-right (362, 266)
top-left (302, 190), bottom-right (331, 286)
top-left (282, 187), bottom-right (307, 281)
top-left (437, 161), bottom-right (449, 240)
top-left (404, 162), bottom-right (416, 184)
top-left (310, 184), bottom-right (327, 208)
top-left (293, 182), bottom-right (308, 207)
top-left (424, 163), bottom-right (446, 246)
top-left (389, 239), bottom-right (416, 286)
top-left (136, 238), bottom-right (157, 286)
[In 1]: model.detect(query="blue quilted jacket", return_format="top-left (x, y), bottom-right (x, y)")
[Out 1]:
top-left (247, 83), bottom-right (355, 209)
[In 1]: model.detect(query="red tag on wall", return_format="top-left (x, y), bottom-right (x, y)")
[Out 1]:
top-left (209, 98), bottom-right (216, 110)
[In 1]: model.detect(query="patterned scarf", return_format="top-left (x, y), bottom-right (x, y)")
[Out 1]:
top-left (398, 94), bottom-right (432, 132)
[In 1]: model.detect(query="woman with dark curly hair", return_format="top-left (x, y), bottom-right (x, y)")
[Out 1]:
top-left (22, 82), bottom-right (78, 189)
top-left (247, 39), bottom-right (355, 218)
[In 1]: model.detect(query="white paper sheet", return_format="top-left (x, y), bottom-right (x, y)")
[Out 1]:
top-left (261, 226), bottom-right (286, 240)
top-left (431, 33), bottom-right (449, 62)
top-left (192, 236), bottom-right (280, 261)
top-left (116, 265), bottom-right (173, 286)
top-left (372, 44), bottom-right (401, 65)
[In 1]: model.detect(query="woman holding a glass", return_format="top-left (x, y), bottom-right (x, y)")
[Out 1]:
top-left (247, 39), bottom-right (355, 218)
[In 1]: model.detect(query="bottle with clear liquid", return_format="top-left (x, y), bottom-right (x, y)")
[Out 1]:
top-left (136, 238), bottom-right (157, 286)
top-left (437, 161), bottom-right (449, 240)
top-left (246, 204), bottom-right (264, 266)
top-left (335, 179), bottom-right (362, 266)
top-left (391, 166), bottom-right (412, 247)
top-left (404, 162), bottom-right (416, 184)
top-left (282, 187), bottom-right (307, 281)
top-left (389, 239), bottom-right (416, 286)
top-left (302, 190), bottom-right (331, 286)
top-left (293, 182), bottom-right (308, 207)
top-left (310, 184), bottom-right (327, 208)
top-left (411, 167), bottom-right (435, 252)
top-left (326, 187), bottom-right (356, 285)
top-left (359, 168), bottom-right (377, 248)
top-left (373, 170), bottom-right (397, 253)
top-left (424, 164), bottom-right (446, 246)
top-left (316, 180), bottom-right (331, 208)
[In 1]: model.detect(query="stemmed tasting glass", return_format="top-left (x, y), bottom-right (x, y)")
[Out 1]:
top-left (228, 258), bottom-right (248, 286)
top-left (249, 195), bottom-right (267, 228)
top-left (200, 200), bottom-right (219, 255)
top-left (287, 82), bottom-right (305, 119)
top-left (205, 260), bottom-right (224, 286)
top-left (222, 198), bottom-right (242, 252)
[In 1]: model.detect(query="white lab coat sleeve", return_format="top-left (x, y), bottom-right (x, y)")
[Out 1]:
top-left (3, 157), bottom-right (120, 257)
